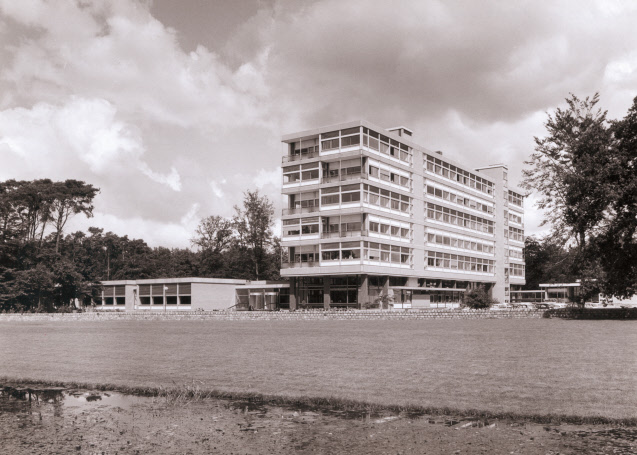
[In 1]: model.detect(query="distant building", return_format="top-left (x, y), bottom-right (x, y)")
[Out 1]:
top-left (280, 120), bottom-right (525, 308)
top-left (98, 278), bottom-right (289, 311)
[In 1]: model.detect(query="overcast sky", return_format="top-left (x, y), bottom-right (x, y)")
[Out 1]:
top-left (1, 0), bottom-right (637, 248)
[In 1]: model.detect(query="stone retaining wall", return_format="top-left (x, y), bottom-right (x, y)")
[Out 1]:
top-left (0, 309), bottom-right (545, 322)
top-left (4, 308), bottom-right (635, 322)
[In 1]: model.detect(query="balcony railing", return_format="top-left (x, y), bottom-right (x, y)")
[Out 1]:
top-left (282, 152), bottom-right (319, 163)
top-left (320, 230), bottom-right (368, 239)
top-left (282, 206), bottom-right (319, 216)
top-left (321, 172), bottom-right (368, 184)
top-left (281, 261), bottom-right (318, 269)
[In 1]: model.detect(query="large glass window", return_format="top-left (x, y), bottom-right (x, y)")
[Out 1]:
top-left (363, 184), bottom-right (410, 215)
top-left (425, 231), bottom-right (494, 254)
top-left (424, 155), bottom-right (494, 196)
top-left (425, 184), bottom-right (493, 214)
top-left (426, 251), bottom-right (495, 273)
top-left (425, 202), bottom-right (494, 234)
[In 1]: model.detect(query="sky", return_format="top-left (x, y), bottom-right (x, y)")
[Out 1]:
top-left (1, 0), bottom-right (637, 249)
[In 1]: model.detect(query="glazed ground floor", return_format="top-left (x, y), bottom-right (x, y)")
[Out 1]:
top-left (288, 275), bottom-right (503, 309)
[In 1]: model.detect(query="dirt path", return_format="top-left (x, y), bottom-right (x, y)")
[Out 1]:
top-left (1, 385), bottom-right (636, 454)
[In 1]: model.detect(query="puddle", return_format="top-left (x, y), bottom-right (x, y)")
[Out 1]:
top-left (0, 384), bottom-right (151, 414)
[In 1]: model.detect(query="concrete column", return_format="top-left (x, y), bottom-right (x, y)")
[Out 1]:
top-left (323, 276), bottom-right (331, 309)
top-left (382, 276), bottom-right (389, 309)
top-left (289, 277), bottom-right (297, 311)
top-left (357, 274), bottom-right (369, 308)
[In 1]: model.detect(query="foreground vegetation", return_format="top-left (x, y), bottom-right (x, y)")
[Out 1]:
top-left (1, 319), bottom-right (635, 420)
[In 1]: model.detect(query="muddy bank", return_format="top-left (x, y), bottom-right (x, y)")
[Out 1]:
top-left (1, 383), bottom-right (636, 454)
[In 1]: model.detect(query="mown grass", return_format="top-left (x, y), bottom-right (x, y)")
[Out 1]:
top-left (1, 319), bottom-right (636, 421)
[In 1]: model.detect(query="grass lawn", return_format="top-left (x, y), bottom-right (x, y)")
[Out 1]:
top-left (1, 319), bottom-right (635, 419)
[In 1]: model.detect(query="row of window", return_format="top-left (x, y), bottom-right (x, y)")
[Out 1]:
top-left (509, 263), bottom-right (525, 276)
top-left (321, 183), bottom-right (361, 205)
top-left (369, 222), bottom-right (410, 239)
top-left (425, 184), bottom-right (493, 214)
top-left (507, 190), bottom-right (523, 207)
top-left (426, 251), bottom-right (495, 273)
top-left (425, 155), bottom-right (494, 195)
top-left (289, 242), bottom-right (412, 264)
top-left (288, 191), bottom-right (319, 209)
top-left (364, 184), bottom-right (411, 214)
top-left (283, 162), bottom-right (320, 184)
top-left (425, 203), bottom-right (495, 234)
top-left (362, 127), bottom-right (411, 164)
top-left (283, 217), bottom-right (320, 236)
top-left (426, 232), bottom-right (495, 254)
top-left (291, 144), bottom-right (318, 156)
top-left (139, 296), bottom-right (192, 305)
top-left (508, 227), bottom-right (524, 242)
top-left (103, 285), bottom-right (125, 297)
top-left (369, 165), bottom-right (410, 188)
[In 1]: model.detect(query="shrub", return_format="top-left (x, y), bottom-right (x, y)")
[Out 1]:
top-left (462, 287), bottom-right (498, 309)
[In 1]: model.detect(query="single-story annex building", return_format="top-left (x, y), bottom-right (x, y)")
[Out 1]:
top-left (98, 278), bottom-right (289, 311)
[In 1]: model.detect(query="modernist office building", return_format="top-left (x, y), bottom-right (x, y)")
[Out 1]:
top-left (280, 121), bottom-right (525, 309)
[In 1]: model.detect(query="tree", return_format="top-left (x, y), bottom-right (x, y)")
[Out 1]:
top-left (190, 215), bottom-right (234, 277)
top-left (191, 215), bottom-right (233, 253)
top-left (523, 93), bottom-right (637, 300)
top-left (590, 96), bottom-right (637, 298)
top-left (523, 235), bottom-right (577, 290)
top-left (48, 180), bottom-right (99, 253)
top-left (462, 286), bottom-right (497, 309)
top-left (523, 93), bottom-right (614, 249)
top-left (233, 190), bottom-right (275, 280)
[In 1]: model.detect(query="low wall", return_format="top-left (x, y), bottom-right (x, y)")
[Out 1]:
top-left (0, 309), bottom-right (545, 321)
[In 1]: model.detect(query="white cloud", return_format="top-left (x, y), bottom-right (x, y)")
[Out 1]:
top-left (139, 163), bottom-right (181, 192)
top-left (253, 167), bottom-right (281, 189)
top-left (0, 97), bottom-right (181, 191)
top-left (209, 180), bottom-right (225, 198)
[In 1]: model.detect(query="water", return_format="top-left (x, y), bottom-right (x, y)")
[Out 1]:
top-left (0, 384), bottom-right (151, 414)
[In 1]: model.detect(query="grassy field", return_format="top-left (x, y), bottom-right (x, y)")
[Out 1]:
top-left (1, 319), bottom-right (635, 419)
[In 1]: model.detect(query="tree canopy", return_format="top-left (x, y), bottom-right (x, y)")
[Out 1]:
top-left (524, 94), bottom-right (637, 300)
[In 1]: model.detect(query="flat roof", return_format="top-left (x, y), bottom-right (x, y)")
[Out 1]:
top-left (539, 283), bottom-right (580, 288)
top-left (102, 277), bottom-right (248, 285)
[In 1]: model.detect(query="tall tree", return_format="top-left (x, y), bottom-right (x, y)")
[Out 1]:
top-left (590, 96), bottom-right (637, 298)
top-left (48, 180), bottom-right (99, 253)
top-left (524, 94), bottom-right (637, 300)
top-left (523, 93), bottom-right (614, 249)
top-left (233, 190), bottom-right (275, 280)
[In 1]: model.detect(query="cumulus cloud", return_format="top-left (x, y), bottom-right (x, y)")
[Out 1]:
top-left (2, 0), bottom-right (637, 248)
top-left (0, 97), bottom-right (181, 191)
top-left (253, 167), bottom-right (281, 190)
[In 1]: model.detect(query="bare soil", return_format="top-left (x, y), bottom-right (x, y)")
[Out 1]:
top-left (1, 384), bottom-right (636, 454)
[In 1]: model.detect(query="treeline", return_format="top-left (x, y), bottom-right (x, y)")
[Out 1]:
top-left (0, 181), bottom-right (281, 312)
